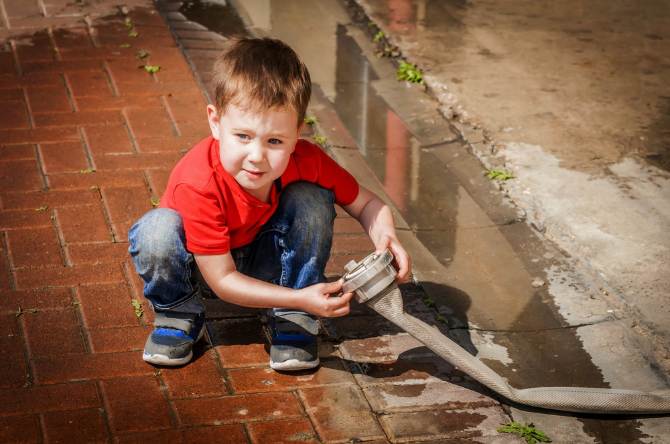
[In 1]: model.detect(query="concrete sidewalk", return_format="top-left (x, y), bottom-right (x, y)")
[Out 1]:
top-left (0, 1), bottom-right (520, 443)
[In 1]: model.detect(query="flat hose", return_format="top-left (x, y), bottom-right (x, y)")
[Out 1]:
top-left (343, 251), bottom-right (670, 414)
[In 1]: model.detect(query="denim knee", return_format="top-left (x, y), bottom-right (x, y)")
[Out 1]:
top-left (279, 182), bottom-right (336, 236)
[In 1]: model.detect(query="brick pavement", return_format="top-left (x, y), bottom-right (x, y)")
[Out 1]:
top-left (0, 1), bottom-right (515, 443)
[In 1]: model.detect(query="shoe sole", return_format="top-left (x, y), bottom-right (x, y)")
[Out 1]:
top-left (142, 324), bottom-right (205, 366)
top-left (270, 357), bottom-right (320, 371)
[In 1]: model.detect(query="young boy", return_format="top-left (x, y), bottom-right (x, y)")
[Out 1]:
top-left (128, 36), bottom-right (411, 371)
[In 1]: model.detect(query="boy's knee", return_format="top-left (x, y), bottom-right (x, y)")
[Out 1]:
top-left (282, 182), bottom-right (336, 229)
top-left (129, 208), bottom-right (186, 261)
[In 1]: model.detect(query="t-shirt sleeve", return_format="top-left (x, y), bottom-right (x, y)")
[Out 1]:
top-left (294, 141), bottom-right (360, 206)
top-left (172, 182), bottom-right (230, 255)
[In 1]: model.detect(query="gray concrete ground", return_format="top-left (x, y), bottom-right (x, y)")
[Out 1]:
top-left (160, 0), bottom-right (670, 442)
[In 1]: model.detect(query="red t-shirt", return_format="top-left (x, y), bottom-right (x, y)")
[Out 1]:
top-left (159, 136), bottom-right (359, 255)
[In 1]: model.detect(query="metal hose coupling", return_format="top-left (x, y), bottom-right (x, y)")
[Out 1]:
top-left (342, 249), bottom-right (397, 303)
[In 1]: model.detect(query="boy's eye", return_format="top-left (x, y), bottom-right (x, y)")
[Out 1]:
top-left (268, 138), bottom-right (282, 145)
top-left (237, 134), bottom-right (249, 140)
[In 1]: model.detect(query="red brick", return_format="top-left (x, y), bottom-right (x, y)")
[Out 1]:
top-left (101, 376), bottom-right (173, 433)
top-left (101, 186), bottom-right (153, 228)
top-left (76, 95), bottom-right (163, 111)
top-left (0, 53), bottom-right (16, 77)
top-left (42, 409), bottom-right (108, 444)
top-left (65, 70), bottom-right (115, 97)
top-left (0, 89), bottom-right (23, 102)
top-left (116, 82), bottom-right (199, 96)
top-left (127, 8), bottom-right (167, 27)
top-left (0, 337), bottom-right (29, 389)
top-left (174, 392), bottom-right (304, 427)
top-left (0, 245), bottom-right (11, 293)
top-left (33, 110), bottom-right (122, 127)
top-left (39, 141), bottom-right (90, 174)
top-left (326, 253), bottom-right (367, 276)
top-left (1, 189), bottom-right (99, 210)
top-left (3, 0), bottom-right (41, 18)
top-left (8, 16), bottom-right (84, 31)
top-left (106, 58), bottom-right (154, 84)
top-left (0, 288), bottom-right (72, 313)
top-left (58, 46), bottom-right (138, 61)
top-left (23, 308), bottom-right (86, 357)
top-left (21, 59), bottom-right (104, 75)
top-left (0, 144), bottom-right (36, 160)
top-left (87, 325), bottom-right (152, 354)
top-left (122, 264), bottom-right (153, 326)
top-left (14, 263), bottom-right (125, 290)
top-left (0, 381), bottom-right (100, 416)
top-left (0, 313), bottom-right (20, 336)
top-left (114, 425), bottom-right (247, 444)
top-left (0, 74), bottom-right (62, 89)
top-left (32, 351), bottom-right (150, 384)
top-left (247, 418), bottom-right (318, 444)
top-left (82, 124), bottom-right (135, 155)
top-left (14, 33), bottom-right (55, 63)
top-left (161, 349), bottom-right (229, 399)
top-left (0, 101), bottom-right (30, 129)
top-left (6, 227), bottom-right (64, 269)
top-left (66, 242), bottom-right (131, 265)
top-left (144, 168), bottom-right (171, 198)
top-left (0, 127), bottom-right (81, 145)
top-left (0, 159), bottom-right (43, 192)
top-left (154, 69), bottom-right (195, 83)
top-left (0, 416), bottom-right (41, 443)
top-left (26, 85), bottom-right (73, 114)
top-left (92, 151), bottom-right (184, 170)
top-left (55, 205), bottom-right (112, 244)
top-left (211, 318), bottom-right (269, 368)
top-left (332, 234), bottom-right (375, 254)
top-left (76, 282), bottom-right (139, 329)
top-left (163, 93), bottom-right (207, 123)
top-left (334, 217), bottom-right (365, 234)
top-left (0, 209), bottom-right (53, 229)
top-left (299, 385), bottom-right (384, 442)
top-left (48, 169), bottom-right (146, 189)
top-left (125, 108), bottom-right (175, 139)
top-left (134, 136), bottom-right (201, 153)
top-left (175, 121), bottom-right (210, 138)
top-left (228, 360), bottom-right (354, 394)
top-left (52, 27), bottom-right (94, 51)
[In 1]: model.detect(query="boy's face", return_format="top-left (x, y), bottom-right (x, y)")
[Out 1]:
top-left (207, 103), bottom-right (305, 202)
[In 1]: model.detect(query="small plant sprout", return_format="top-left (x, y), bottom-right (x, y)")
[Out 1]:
top-left (131, 299), bottom-right (143, 317)
top-left (136, 50), bottom-right (149, 60)
top-left (129, 31), bottom-right (138, 38)
top-left (373, 31), bottom-right (385, 42)
top-left (314, 135), bottom-right (326, 145)
top-left (78, 168), bottom-right (96, 174)
top-left (77, 1), bottom-right (86, 6)
top-left (35, 206), bottom-right (49, 211)
top-left (90, 185), bottom-right (99, 190)
top-left (141, 65), bottom-right (161, 73)
top-left (436, 315), bottom-right (449, 324)
top-left (497, 422), bottom-right (550, 444)
top-left (396, 62), bottom-right (424, 84)
top-left (485, 169), bottom-right (515, 183)
top-left (124, 17), bottom-right (133, 29)
top-left (120, 43), bottom-right (132, 48)
top-left (151, 197), bottom-right (160, 207)
top-left (304, 116), bottom-right (317, 125)
top-left (72, 301), bottom-right (82, 307)
top-left (420, 292), bottom-right (436, 308)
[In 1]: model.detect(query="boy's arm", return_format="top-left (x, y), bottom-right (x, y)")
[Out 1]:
top-left (342, 185), bottom-right (411, 282)
top-left (194, 253), bottom-right (353, 317)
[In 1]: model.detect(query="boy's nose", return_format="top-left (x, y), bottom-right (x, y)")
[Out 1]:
top-left (246, 142), bottom-right (265, 162)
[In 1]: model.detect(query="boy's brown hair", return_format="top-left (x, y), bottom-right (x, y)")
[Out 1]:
top-left (212, 36), bottom-right (311, 128)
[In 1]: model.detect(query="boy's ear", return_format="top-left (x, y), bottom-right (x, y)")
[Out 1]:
top-left (207, 105), bottom-right (221, 140)
top-left (296, 120), bottom-right (306, 138)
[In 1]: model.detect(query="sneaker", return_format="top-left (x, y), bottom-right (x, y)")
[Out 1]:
top-left (269, 312), bottom-right (321, 371)
top-left (143, 311), bottom-right (205, 366)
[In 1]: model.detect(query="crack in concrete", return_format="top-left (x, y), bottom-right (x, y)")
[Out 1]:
top-left (450, 316), bottom-right (619, 334)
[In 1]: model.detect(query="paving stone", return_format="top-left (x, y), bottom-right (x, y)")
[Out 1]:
top-left (86, 325), bottom-right (153, 354)
top-left (210, 318), bottom-right (270, 368)
top-left (0, 127), bottom-right (81, 145)
top-left (0, 209), bottom-right (53, 229)
top-left (14, 263), bottom-right (125, 290)
top-left (100, 376), bottom-right (173, 434)
top-left (116, 81), bottom-right (200, 96)
top-left (65, 242), bottom-right (131, 265)
top-left (21, 60), bottom-right (105, 76)
top-left (3, 0), bottom-right (42, 18)
top-left (144, 167), bottom-right (172, 198)
top-left (0, 381), bottom-right (100, 416)
top-left (9, 16), bottom-right (84, 30)
top-left (0, 288), bottom-right (72, 313)
top-left (173, 392), bottom-right (303, 427)
top-left (32, 350), bottom-right (150, 384)
top-left (0, 89), bottom-right (23, 102)
top-left (76, 95), bottom-right (163, 111)
top-left (135, 136), bottom-right (201, 152)
top-left (51, 27), bottom-right (94, 51)
top-left (5, 227), bottom-right (65, 269)
top-left (0, 313), bottom-right (20, 336)
top-left (22, 308), bottom-right (86, 357)
top-left (101, 186), bottom-right (153, 230)
top-left (114, 425), bottom-right (248, 444)
top-left (42, 408), bottom-right (108, 444)
top-left (125, 108), bottom-right (176, 139)
top-left (247, 418), bottom-right (319, 444)
top-left (25, 85), bottom-right (73, 114)
top-left (0, 337), bottom-right (29, 389)
top-left (0, 74), bottom-right (62, 89)
top-left (228, 359), bottom-right (354, 394)
top-left (106, 58), bottom-right (154, 85)
top-left (174, 120), bottom-right (210, 138)
top-left (48, 169), bottom-right (146, 190)
top-left (203, 298), bottom-right (260, 319)
top-left (13, 33), bottom-right (55, 63)
top-left (91, 151), bottom-right (184, 170)
top-left (299, 385), bottom-right (384, 442)
top-left (332, 233), bottom-right (375, 254)
top-left (164, 92), bottom-right (208, 123)
top-left (55, 205), bottom-right (113, 244)
top-left (0, 415), bottom-right (41, 444)
top-left (0, 159), bottom-right (44, 192)
top-left (1, 189), bottom-right (100, 210)
top-left (325, 252), bottom-right (367, 276)
top-left (76, 282), bottom-right (139, 329)
top-left (39, 141), bottom-right (90, 174)
top-left (81, 123), bottom-right (135, 156)
top-left (0, 144), bottom-right (35, 160)
top-left (161, 348), bottom-right (229, 399)
top-left (334, 217), bottom-right (365, 234)
top-left (33, 110), bottom-right (122, 128)
top-left (65, 70), bottom-right (115, 98)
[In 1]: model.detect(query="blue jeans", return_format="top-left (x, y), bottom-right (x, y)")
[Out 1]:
top-left (128, 182), bottom-right (337, 317)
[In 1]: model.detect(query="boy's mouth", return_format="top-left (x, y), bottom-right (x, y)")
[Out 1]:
top-left (243, 169), bottom-right (265, 180)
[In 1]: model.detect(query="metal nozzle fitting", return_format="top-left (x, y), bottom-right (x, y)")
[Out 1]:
top-left (342, 249), bottom-right (397, 303)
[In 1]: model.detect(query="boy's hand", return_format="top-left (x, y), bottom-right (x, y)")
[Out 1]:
top-left (375, 235), bottom-right (411, 283)
top-left (298, 279), bottom-right (353, 318)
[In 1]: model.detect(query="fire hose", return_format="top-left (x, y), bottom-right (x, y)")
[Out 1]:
top-left (341, 250), bottom-right (670, 414)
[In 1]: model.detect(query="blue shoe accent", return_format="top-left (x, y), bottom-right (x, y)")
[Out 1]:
top-left (269, 312), bottom-right (320, 371)
top-left (143, 312), bottom-right (205, 366)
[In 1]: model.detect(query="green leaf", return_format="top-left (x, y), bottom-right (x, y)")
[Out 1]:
top-left (136, 50), bottom-right (149, 60)
top-left (142, 65), bottom-right (161, 73)
top-left (72, 301), bottom-right (82, 307)
top-left (485, 169), bottom-right (515, 183)
top-left (131, 299), bottom-right (144, 317)
top-left (128, 31), bottom-right (138, 38)
top-left (373, 31), bottom-right (385, 42)
top-left (90, 185), bottom-right (99, 190)
top-left (421, 292), bottom-right (436, 307)
top-left (151, 197), bottom-right (160, 207)
top-left (436, 315), bottom-right (449, 324)
top-left (125, 18), bottom-right (133, 29)
top-left (396, 62), bottom-right (424, 84)
top-left (120, 43), bottom-right (132, 48)
top-left (15, 307), bottom-right (24, 317)
top-left (497, 422), bottom-right (551, 443)
top-left (78, 168), bottom-right (96, 174)
top-left (35, 206), bottom-right (49, 211)
top-left (304, 116), bottom-right (317, 125)
top-left (314, 135), bottom-right (326, 145)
